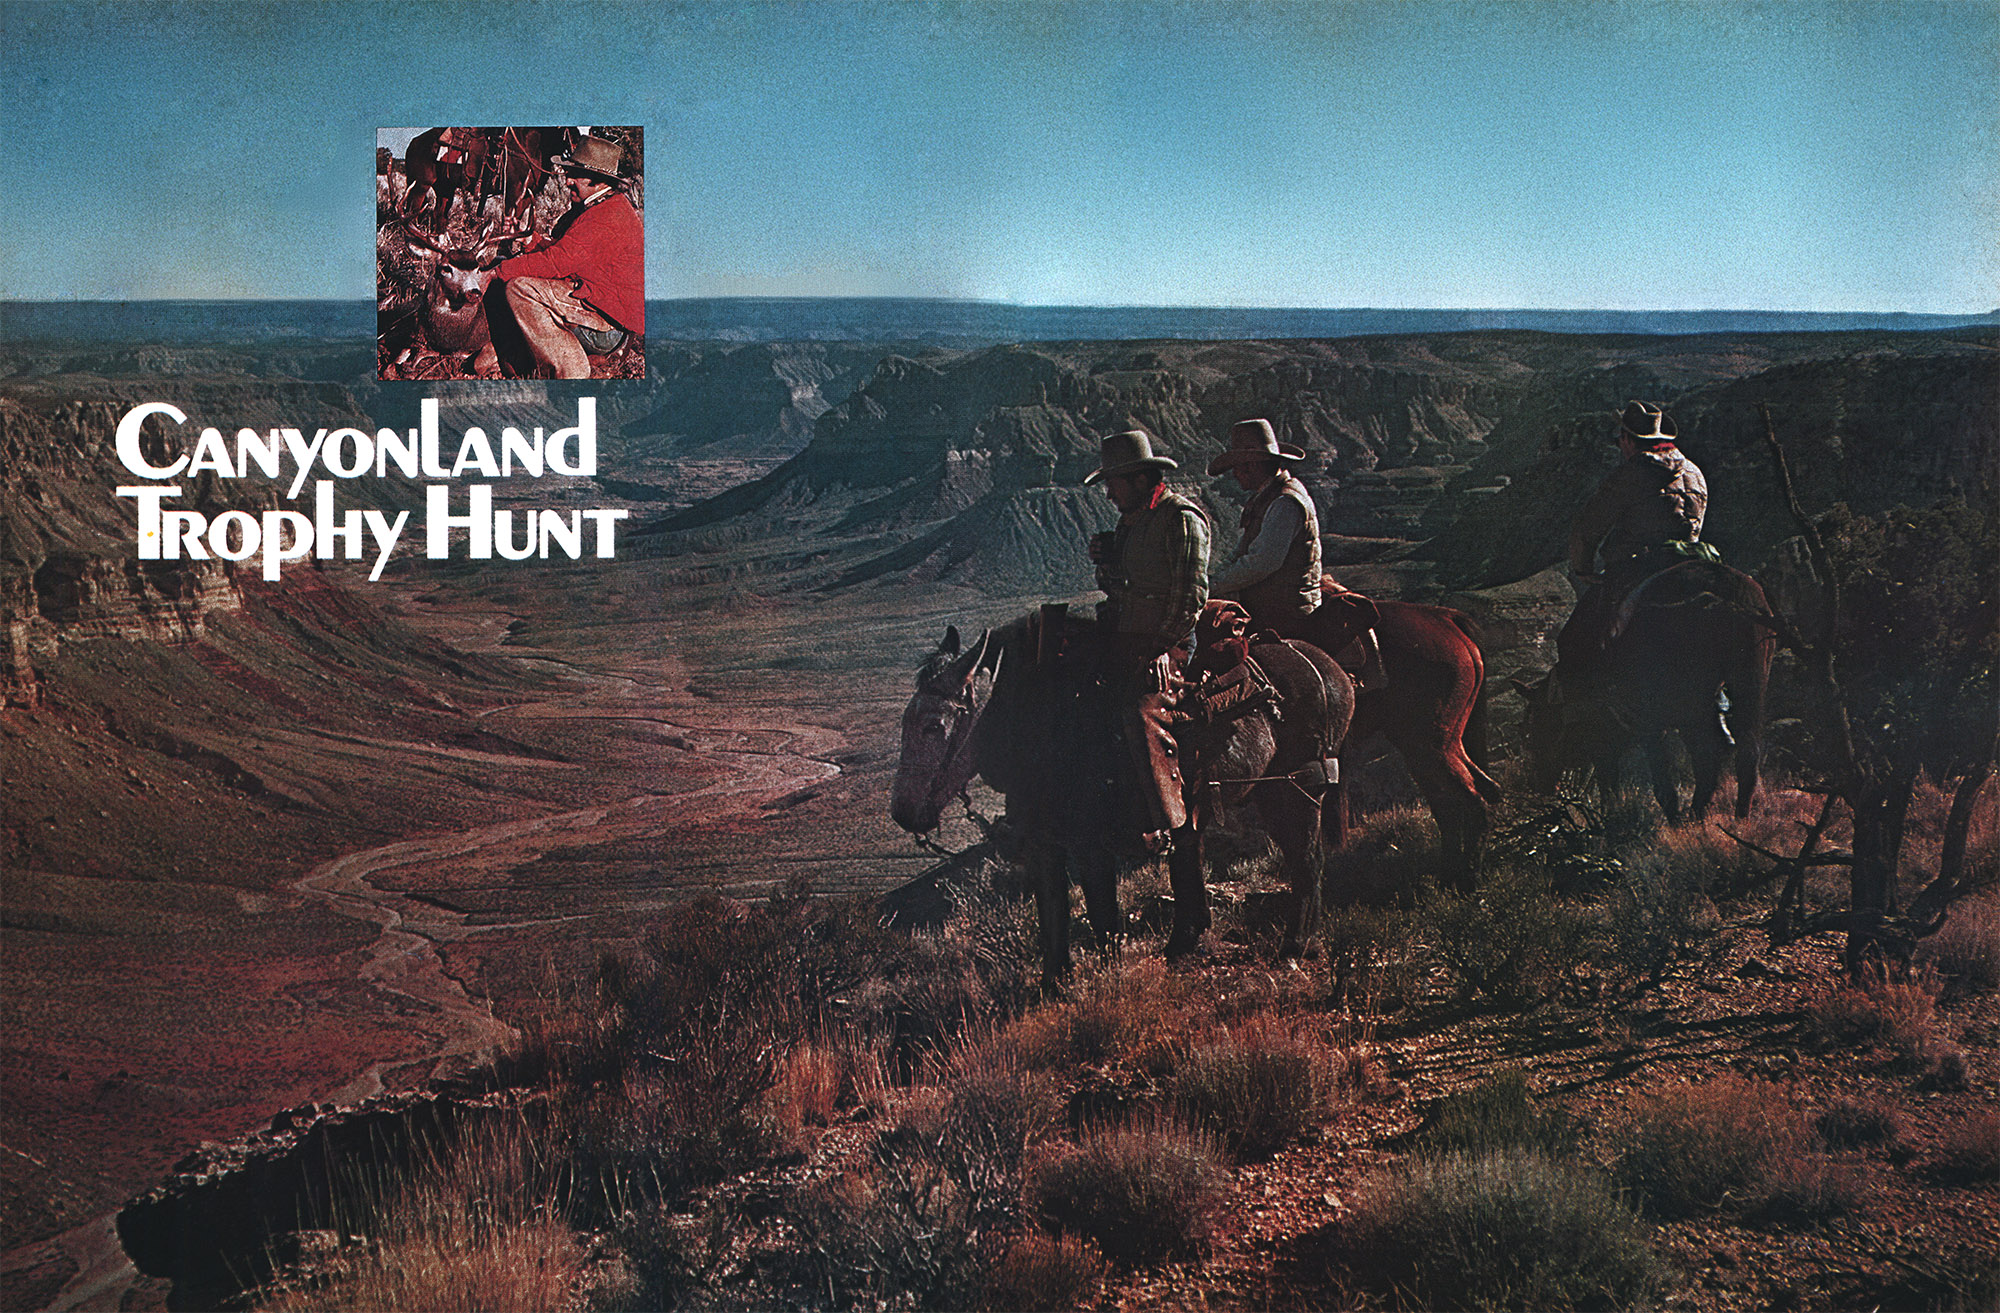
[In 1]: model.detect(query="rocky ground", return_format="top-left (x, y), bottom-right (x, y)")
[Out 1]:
top-left (1097, 922), bottom-right (2000, 1312)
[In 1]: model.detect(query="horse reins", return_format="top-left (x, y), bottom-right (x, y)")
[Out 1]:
top-left (917, 669), bottom-right (986, 821)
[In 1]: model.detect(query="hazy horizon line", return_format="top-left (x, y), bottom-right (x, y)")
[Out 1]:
top-left (4, 297), bottom-right (1996, 317)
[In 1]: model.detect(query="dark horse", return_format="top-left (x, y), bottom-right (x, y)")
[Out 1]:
top-left (892, 608), bottom-right (1353, 984)
top-left (1292, 585), bottom-right (1501, 878)
top-left (1515, 561), bottom-right (1775, 820)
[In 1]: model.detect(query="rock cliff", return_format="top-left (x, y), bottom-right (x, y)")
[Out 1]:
top-left (647, 330), bottom-right (1997, 597)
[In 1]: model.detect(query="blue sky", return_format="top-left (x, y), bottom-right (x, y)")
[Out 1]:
top-left (3, 0), bottom-right (1994, 310)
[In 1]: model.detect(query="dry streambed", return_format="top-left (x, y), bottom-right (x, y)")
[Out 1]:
top-left (14, 595), bottom-right (878, 1310)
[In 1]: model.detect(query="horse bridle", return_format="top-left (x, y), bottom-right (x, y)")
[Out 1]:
top-left (909, 646), bottom-right (1004, 854)
top-left (914, 667), bottom-right (979, 798)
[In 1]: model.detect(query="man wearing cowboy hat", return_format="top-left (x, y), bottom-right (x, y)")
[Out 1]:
top-left (1209, 418), bottom-right (1323, 626)
top-left (1557, 400), bottom-right (1710, 672)
top-left (1085, 429), bottom-right (1211, 849)
top-left (482, 134), bottom-right (644, 379)
top-left (1209, 417), bottom-right (1383, 689)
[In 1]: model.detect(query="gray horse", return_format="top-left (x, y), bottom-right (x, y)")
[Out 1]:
top-left (892, 607), bottom-right (1353, 985)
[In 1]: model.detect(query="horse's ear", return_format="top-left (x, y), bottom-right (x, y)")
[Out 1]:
top-left (967, 627), bottom-right (994, 671)
top-left (942, 625), bottom-right (961, 656)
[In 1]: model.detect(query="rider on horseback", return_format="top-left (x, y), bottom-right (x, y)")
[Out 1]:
top-left (1558, 400), bottom-right (1713, 681)
top-left (1208, 418), bottom-right (1385, 689)
top-left (1086, 429), bottom-right (1211, 854)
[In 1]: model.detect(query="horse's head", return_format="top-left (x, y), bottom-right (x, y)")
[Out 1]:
top-left (891, 624), bottom-right (996, 835)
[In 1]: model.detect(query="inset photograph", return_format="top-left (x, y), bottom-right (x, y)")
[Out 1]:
top-left (376, 126), bottom-right (644, 380)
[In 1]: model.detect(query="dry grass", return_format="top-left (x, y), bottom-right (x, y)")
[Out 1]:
top-left (261, 1219), bottom-right (587, 1313)
top-left (1919, 894), bottom-right (2000, 995)
top-left (1751, 1154), bottom-right (1872, 1227)
top-left (1932, 1109), bottom-right (2000, 1184)
top-left (786, 1155), bottom-right (982, 1311)
top-left (1599, 851), bottom-right (1720, 989)
top-left (1343, 1147), bottom-right (1658, 1312)
top-left (1322, 804), bottom-right (1438, 907)
top-left (1008, 956), bottom-right (1208, 1076)
top-left (1669, 786), bottom-right (1835, 902)
top-left (255, 1113), bottom-right (589, 1313)
top-left (983, 1232), bottom-right (1104, 1311)
top-left (1030, 1119), bottom-right (1225, 1265)
top-left (937, 1040), bottom-right (1063, 1169)
top-left (1656, 816), bottom-right (1758, 894)
top-left (1319, 899), bottom-right (1424, 1012)
top-left (1902, 773), bottom-right (2000, 888)
top-left (1609, 1074), bottom-right (1807, 1219)
top-left (1421, 865), bottom-right (1587, 1004)
top-left (1170, 1014), bottom-right (1346, 1161)
top-left (1801, 970), bottom-right (1965, 1077)
top-left (758, 1044), bottom-right (845, 1149)
top-left (1413, 1069), bottom-right (1581, 1159)
top-left (1813, 1094), bottom-right (1906, 1149)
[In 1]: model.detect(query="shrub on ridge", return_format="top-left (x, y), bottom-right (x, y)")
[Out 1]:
top-left (1171, 1015), bottom-right (1342, 1161)
top-left (1609, 1074), bottom-right (1804, 1219)
top-left (1029, 1120), bottom-right (1223, 1265)
top-left (1345, 1147), bottom-right (1657, 1311)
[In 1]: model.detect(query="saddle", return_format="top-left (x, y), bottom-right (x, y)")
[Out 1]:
top-left (1184, 599), bottom-right (1281, 727)
top-left (1607, 542), bottom-right (1726, 644)
top-left (1312, 579), bottom-right (1388, 690)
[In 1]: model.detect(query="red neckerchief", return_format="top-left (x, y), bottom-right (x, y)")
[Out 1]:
top-left (1144, 482), bottom-right (1167, 511)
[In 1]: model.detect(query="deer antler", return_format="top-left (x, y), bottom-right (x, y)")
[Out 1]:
top-left (472, 224), bottom-right (536, 265)
top-left (402, 224), bottom-right (452, 256)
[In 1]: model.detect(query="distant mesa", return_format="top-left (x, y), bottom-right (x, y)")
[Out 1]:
top-left (4, 302), bottom-right (1993, 611)
top-left (636, 328), bottom-right (1997, 598)
top-left (7, 298), bottom-right (1997, 347)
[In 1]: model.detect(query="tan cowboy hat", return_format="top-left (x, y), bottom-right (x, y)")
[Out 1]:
top-left (1618, 400), bottom-right (1678, 443)
top-left (1083, 429), bottom-right (1178, 484)
top-left (560, 135), bottom-right (626, 182)
top-left (1207, 417), bottom-right (1306, 475)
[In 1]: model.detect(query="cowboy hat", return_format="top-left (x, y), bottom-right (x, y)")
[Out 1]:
top-left (1207, 417), bottom-right (1306, 475)
top-left (1618, 400), bottom-right (1678, 443)
top-left (1083, 429), bottom-right (1178, 484)
top-left (560, 135), bottom-right (626, 182)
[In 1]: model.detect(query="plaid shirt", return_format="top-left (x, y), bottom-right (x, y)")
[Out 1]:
top-left (1098, 488), bottom-right (1211, 651)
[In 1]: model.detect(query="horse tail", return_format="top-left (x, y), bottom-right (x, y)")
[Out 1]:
top-left (1439, 608), bottom-right (1503, 800)
top-left (1465, 681), bottom-right (1504, 802)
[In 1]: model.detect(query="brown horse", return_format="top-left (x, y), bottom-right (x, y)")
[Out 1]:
top-left (892, 610), bottom-right (1352, 984)
top-left (1514, 561), bottom-right (1774, 820)
top-left (1288, 586), bottom-right (1501, 880)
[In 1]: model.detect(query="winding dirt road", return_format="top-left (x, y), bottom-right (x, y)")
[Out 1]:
top-left (291, 701), bottom-right (844, 1103)
top-left (35, 637), bottom-right (852, 1311)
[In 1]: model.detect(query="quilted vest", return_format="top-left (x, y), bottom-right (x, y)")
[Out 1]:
top-left (1236, 472), bottom-right (1322, 621)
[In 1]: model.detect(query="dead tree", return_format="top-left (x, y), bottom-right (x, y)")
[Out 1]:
top-left (1757, 402), bottom-right (1999, 973)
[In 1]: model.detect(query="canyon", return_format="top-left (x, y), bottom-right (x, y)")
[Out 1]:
top-left (1, 313), bottom-right (1992, 1307)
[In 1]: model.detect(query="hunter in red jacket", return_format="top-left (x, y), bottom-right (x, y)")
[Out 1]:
top-left (480, 135), bottom-right (644, 378)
